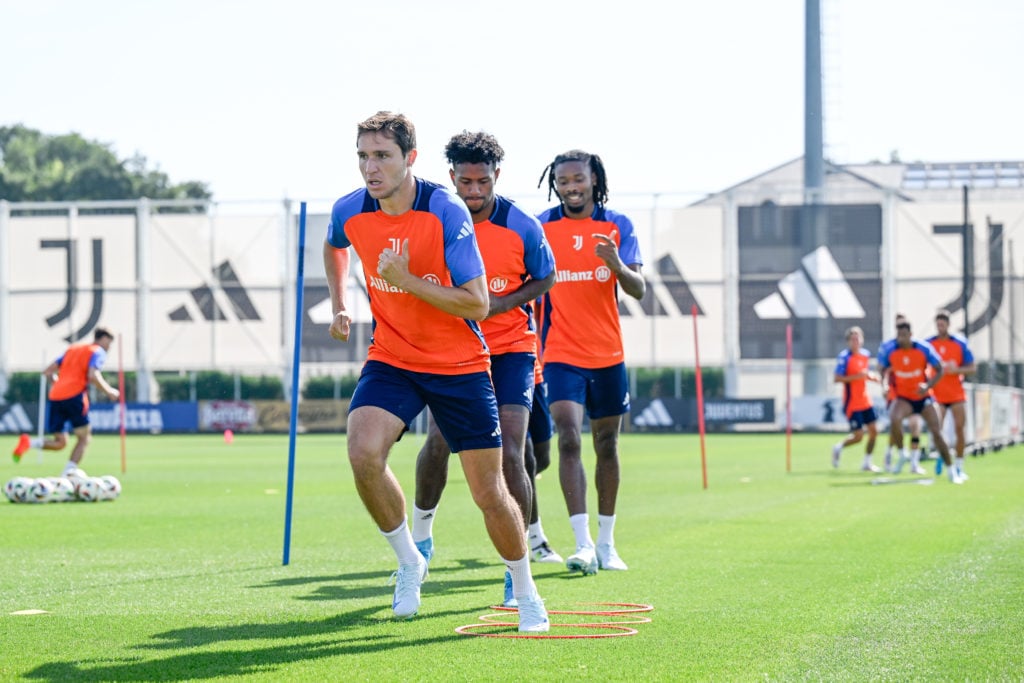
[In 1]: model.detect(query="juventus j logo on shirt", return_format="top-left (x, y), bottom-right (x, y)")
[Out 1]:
top-left (573, 235), bottom-right (584, 251)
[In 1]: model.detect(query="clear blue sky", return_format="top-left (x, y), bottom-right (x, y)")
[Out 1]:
top-left (4, 0), bottom-right (1022, 202)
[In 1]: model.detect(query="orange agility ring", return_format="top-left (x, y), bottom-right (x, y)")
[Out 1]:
top-left (457, 602), bottom-right (654, 639)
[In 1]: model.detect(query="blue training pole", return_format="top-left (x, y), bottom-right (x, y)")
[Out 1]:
top-left (283, 201), bottom-right (307, 565)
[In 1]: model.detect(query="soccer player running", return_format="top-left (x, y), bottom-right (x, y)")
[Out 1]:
top-left (926, 309), bottom-right (976, 478)
top-left (523, 356), bottom-right (563, 564)
top-left (323, 112), bottom-right (548, 631)
top-left (536, 150), bottom-right (646, 574)
top-left (12, 327), bottom-right (119, 477)
top-left (881, 313), bottom-right (924, 472)
top-left (830, 326), bottom-right (882, 472)
top-left (410, 130), bottom-right (556, 608)
top-left (877, 320), bottom-right (963, 484)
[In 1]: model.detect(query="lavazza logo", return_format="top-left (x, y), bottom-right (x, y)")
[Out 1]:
top-left (753, 246), bottom-right (865, 320)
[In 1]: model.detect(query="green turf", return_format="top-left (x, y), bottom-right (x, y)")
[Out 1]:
top-left (2, 433), bottom-right (1022, 681)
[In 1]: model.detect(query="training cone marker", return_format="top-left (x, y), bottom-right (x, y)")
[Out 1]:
top-left (224, 429), bottom-right (234, 444)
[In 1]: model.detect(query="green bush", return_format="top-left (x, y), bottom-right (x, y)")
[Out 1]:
top-left (154, 371), bottom-right (284, 401)
top-left (632, 367), bottom-right (724, 399)
top-left (303, 374), bottom-right (358, 399)
top-left (3, 371), bottom-right (136, 403)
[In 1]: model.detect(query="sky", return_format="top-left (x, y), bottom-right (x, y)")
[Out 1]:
top-left (3, 0), bottom-right (1023, 206)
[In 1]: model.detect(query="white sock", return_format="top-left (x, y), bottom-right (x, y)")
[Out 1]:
top-left (62, 461), bottom-right (79, 475)
top-left (884, 446), bottom-right (892, 459)
top-left (955, 456), bottom-right (965, 471)
top-left (411, 505), bottom-right (436, 543)
top-left (380, 518), bottom-right (420, 566)
top-left (910, 448), bottom-right (921, 465)
top-left (862, 453), bottom-right (873, 467)
top-left (504, 552), bottom-right (537, 599)
top-left (569, 513), bottom-right (593, 549)
top-left (29, 436), bottom-right (43, 448)
top-left (597, 514), bottom-right (617, 546)
top-left (528, 521), bottom-right (547, 547)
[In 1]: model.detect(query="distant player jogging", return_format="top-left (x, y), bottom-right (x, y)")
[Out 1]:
top-left (13, 326), bottom-right (119, 478)
top-left (877, 320), bottom-right (963, 484)
top-left (830, 326), bottom-right (882, 472)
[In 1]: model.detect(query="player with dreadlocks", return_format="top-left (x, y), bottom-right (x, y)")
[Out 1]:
top-left (535, 150), bottom-right (646, 575)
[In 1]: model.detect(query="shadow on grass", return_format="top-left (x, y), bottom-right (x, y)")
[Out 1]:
top-left (24, 626), bottom-right (461, 681)
top-left (21, 561), bottom-right (548, 681)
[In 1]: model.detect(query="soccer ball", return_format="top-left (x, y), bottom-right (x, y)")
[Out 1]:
top-left (28, 478), bottom-right (55, 503)
top-left (97, 475), bottom-right (121, 501)
top-left (50, 477), bottom-right (78, 503)
top-left (75, 477), bottom-right (102, 502)
top-left (5, 477), bottom-right (34, 503)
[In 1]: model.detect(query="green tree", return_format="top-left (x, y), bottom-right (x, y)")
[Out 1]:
top-left (0, 124), bottom-right (212, 202)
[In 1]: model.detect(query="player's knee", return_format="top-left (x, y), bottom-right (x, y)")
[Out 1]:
top-left (557, 430), bottom-right (582, 456)
top-left (534, 443), bottom-right (551, 473)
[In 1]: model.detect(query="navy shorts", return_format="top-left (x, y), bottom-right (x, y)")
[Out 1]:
top-left (528, 380), bottom-right (553, 443)
top-left (544, 361), bottom-right (630, 419)
top-left (490, 352), bottom-right (535, 410)
top-left (896, 396), bottom-right (933, 415)
top-left (847, 406), bottom-right (878, 431)
top-left (350, 360), bottom-right (501, 453)
top-left (47, 394), bottom-right (89, 434)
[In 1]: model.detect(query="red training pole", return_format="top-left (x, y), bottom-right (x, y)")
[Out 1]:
top-left (785, 324), bottom-right (793, 473)
top-left (692, 304), bottom-right (708, 489)
top-left (118, 333), bottom-right (126, 473)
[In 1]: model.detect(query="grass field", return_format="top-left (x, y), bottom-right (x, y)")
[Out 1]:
top-left (2, 432), bottom-right (1022, 682)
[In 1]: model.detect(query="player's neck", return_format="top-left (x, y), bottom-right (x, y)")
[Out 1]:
top-left (378, 175), bottom-right (417, 216)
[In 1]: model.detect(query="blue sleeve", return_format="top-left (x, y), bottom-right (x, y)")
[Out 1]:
top-left (917, 340), bottom-right (943, 369)
top-left (877, 343), bottom-right (891, 370)
top-left (834, 352), bottom-right (848, 376)
top-left (433, 191), bottom-right (485, 287)
top-left (610, 211), bottom-right (643, 267)
top-left (327, 189), bottom-right (366, 249)
top-left (90, 348), bottom-right (107, 370)
top-left (510, 210), bottom-right (555, 280)
top-left (956, 336), bottom-right (975, 364)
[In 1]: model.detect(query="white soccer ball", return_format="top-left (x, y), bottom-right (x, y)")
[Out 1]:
top-left (97, 475), bottom-right (121, 501)
top-left (75, 477), bottom-right (103, 502)
top-left (5, 476), bottom-right (34, 503)
top-left (28, 477), bottom-right (56, 503)
top-left (50, 477), bottom-right (78, 503)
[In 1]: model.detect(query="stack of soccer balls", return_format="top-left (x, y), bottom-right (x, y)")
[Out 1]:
top-left (4, 475), bottom-right (121, 503)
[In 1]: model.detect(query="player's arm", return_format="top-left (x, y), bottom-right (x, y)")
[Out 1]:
top-left (593, 229), bottom-right (646, 301)
top-left (488, 270), bottom-right (555, 318)
top-left (397, 269), bottom-right (490, 320)
top-left (919, 362), bottom-right (944, 395)
top-left (323, 239), bottom-right (352, 341)
top-left (42, 360), bottom-right (59, 382)
top-left (89, 367), bottom-right (120, 401)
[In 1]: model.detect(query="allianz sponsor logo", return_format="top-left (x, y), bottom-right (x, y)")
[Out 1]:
top-left (556, 267), bottom-right (612, 284)
top-left (369, 273), bottom-right (442, 293)
top-left (893, 369), bottom-right (923, 379)
top-left (556, 269), bottom-right (593, 283)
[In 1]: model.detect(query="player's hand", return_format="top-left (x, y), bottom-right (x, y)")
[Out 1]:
top-left (108, 388), bottom-right (121, 401)
top-left (866, 371), bottom-right (880, 383)
top-left (593, 230), bottom-right (624, 270)
top-left (916, 382), bottom-right (930, 397)
top-left (329, 311), bottom-right (352, 342)
top-left (378, 238), bottom-right (410, 287)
